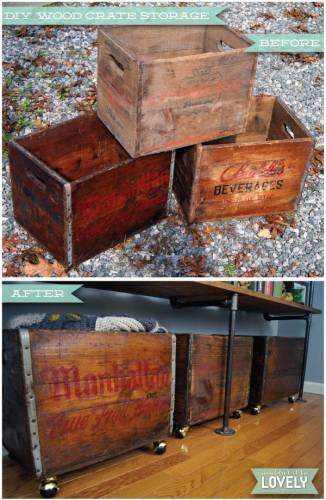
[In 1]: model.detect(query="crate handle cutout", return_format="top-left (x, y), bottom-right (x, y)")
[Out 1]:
top-left (109, 54), bottom-right (125, 75)
top-left (218, 40), bottom-right (234, 51)
top-left (284, 123), bottom-right (295, 139)
top-left (26, 170), bottom-right (47, 191)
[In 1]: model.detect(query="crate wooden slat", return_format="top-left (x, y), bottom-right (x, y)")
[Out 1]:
top-left (97, 26), bottom-right (257, 157)
top-left (174, 95), bottom-right (314, 221)
top-left (3, 329), bottom-right (175, 479)
top-left (249, 336), bottom-right (305, 406)
top-left (174, 335), bottom-right (253, 429)
top-left (9, 113), bottom-right (172, 267)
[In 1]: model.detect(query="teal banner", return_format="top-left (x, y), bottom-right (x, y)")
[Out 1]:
top-left (246, 33), bottom-right (324, 52)
top-left (252, 468), bottom-right (319, 495)
top-left (3, 284), bottom-right (83, 303)
top-left (2, 6), bottom-right (225, 25)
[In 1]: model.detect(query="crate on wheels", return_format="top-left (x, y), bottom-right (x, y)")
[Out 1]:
top-left (173, 334), bottom-right (253, 438)
top-left (3, 329), bottom-right (176, 497)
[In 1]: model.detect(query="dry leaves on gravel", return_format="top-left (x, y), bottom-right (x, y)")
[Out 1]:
top-left (309, 148), bottom-right (324, 176)
top-left (3, 237), bottom-right (67, 277)
top-left (259, 12), bottom-right (276, 20)
top-left (292, 24), bottom-right (309, 33)
top-left (177, 256), bottom-right (209, 277)
top-left (285, 8), bottom-right (317, 20)
top-left (280, 53), bottom-right (323, 64)
top-left (257, 215), bottom-right (297, 240)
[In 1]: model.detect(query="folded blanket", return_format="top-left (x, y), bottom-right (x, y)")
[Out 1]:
top-left (8, 313), bottom-right (167, 333)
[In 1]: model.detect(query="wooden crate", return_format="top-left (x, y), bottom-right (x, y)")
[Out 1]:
top-left (9, 113), bottom-right (172, 267)
top-left (3, 329), bottom-right (175, 486)
top-left (174, 334), bottom-right (253, 432)
top-left (174, 95), bottom-right (314, 222)
top-left (249, 336), bottom-right (304, 408)
top-left (97, 26), bottom-right (257, 157)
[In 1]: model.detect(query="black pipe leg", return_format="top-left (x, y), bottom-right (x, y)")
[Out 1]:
top-left (296, 283), bottom-right (314, 403)
top-left (215, 293), bottom-right (238, 436)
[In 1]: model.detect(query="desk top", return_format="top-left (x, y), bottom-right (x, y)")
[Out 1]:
top-left (82, 281), bottom-right (321, 315)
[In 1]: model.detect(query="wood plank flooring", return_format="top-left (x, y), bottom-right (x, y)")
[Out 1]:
top-left (3, 394), bottom-right (323, 499)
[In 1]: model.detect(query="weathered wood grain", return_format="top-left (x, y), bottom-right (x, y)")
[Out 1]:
top-left (249, 336), bottom-right (305, 406)
top-left (9, 113), bottom-right (172, 267)
top-left (174, 95), bottom-right (314, 222)
top-left (174, 335), bottom-right (253, 427)
top-left (97, 26), bottom-right (257, 157)
top-left (3, 330), bottom-right (35, 475)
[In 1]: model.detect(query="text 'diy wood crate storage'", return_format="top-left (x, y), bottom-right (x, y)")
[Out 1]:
top-left (97, 26), bottom-right (257, 157)
top-left (174, 95), bottom-right (314, 222)
top-left (9, 113), bottom-right (172, 267)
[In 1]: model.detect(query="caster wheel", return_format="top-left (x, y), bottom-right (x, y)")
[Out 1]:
top-left (231, 410), bottom-right (242, 419)
top-left (39, 477), bottom-right (59, 498)
top-left (175, 426), bottom-right (189, 439)
top-left (153, 440), bottom-right (167, 455)
top-left (288, 396), bottom-right (296, 404)
top-left (251, 406), bottom-right (261, 416)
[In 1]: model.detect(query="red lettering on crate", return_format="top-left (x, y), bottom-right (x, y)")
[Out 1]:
top-left (40, 361), bottom-right (170, 401)
top-left (45, 398), bottom-right (170, 439)
top-left (220, 160), bottom-right (285, 183)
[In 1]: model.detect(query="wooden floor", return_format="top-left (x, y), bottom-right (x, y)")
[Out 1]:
top-left (3, 394), bottom-right (324, 499)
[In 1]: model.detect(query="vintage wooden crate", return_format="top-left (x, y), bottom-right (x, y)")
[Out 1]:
top-left (3, 329), bottom-right (176, 496)
top-left (174, 334), bottom-right (253, 436)
top-left (174, 95), bottom-right (314, 222)
top-left (9, 113), bottom-right (172, 267)
top-left (249, 336), bottom-right (304, 413)
top-left (97, 26), bottom-right (257, 157)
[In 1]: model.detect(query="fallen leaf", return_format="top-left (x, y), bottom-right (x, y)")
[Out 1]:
top-left (260, 12), bottom-right (276, 20)
top-left (269, 267), bottom-right (277, 277)
top-left (285, 8), bottom-right (316, 20)
top-left (15, 27), bottom-right (29, 37)
top-left (292, 24), bottom-right (309, 33)
top-left (21, 256), bottom-right (67, 277)
top-left (249, 22), bottom-right (264, 30)
top-left (258, 228), bottom-right (272, 239)
top-left (309, 147), bottom-right (324, 176)
top-left (281, 53), bottom-right (323, 64)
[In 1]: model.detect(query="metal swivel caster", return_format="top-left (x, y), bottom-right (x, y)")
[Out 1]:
top-left (231, 410), bottom-right (242, 419)
top-left (153, 440), bottom-right (167, 455)
top-left (251, 406), bottom-right (261, 415)
top-left (175, 426), bottom-right (189, 439)
top-left (288, 395), bottom-right (296, 404)
top-left (39, 477), bottom-right (59, 498)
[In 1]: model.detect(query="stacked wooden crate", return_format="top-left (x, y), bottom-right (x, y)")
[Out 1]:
top-left (8, 25), bottom-right (313, 266)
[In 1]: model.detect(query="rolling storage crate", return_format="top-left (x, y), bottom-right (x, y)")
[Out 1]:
top-left (249, 336), bottom-right (305, 414)
top-left (3, 329), bottom-right (176, 497)
top-left (173, 334), bottom-right (253, 437)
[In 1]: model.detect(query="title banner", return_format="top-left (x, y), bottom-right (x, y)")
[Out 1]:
top-left (3, 284), bottom-right (83, 303)
top-left (2, 6), bottom-right (226, 25)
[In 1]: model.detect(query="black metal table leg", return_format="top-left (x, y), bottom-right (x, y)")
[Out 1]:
top-left (297, 283), bottom-right (314, 402)
top-left (215, 293), bottom-right (238, 436)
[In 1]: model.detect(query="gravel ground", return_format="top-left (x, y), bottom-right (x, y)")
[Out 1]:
top-left (2, 2), bottom-right (324, 277)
